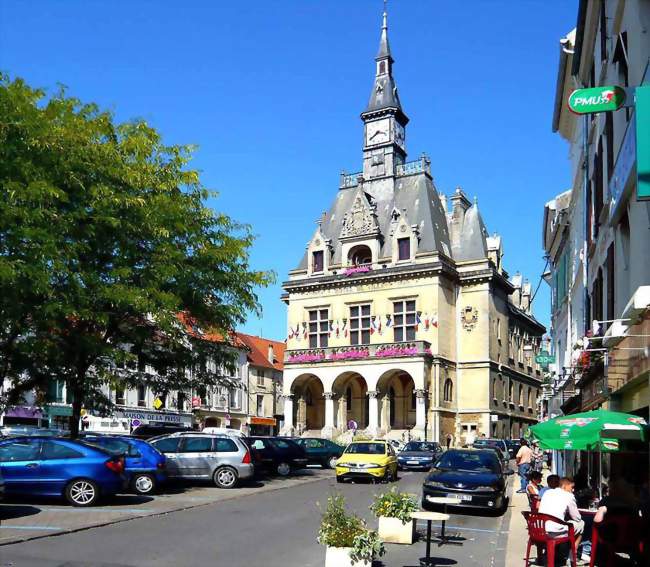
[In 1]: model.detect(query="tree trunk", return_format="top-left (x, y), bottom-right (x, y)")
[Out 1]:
top-left (69, 378), bottom-right (85, 439)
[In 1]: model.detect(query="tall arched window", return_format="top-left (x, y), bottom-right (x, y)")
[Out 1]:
top-left (346, 387), bottom-right (352, 408)
top-left (348, 245), bottom-right (372, 267)
top-left (305, 388), bottom-right (313, 406)
top-left (527, 387), bottom-right (532, 408)
top-left (443, 379), bottom-right (453, 402)
top-left (508, 381), bottom-right (514, 402)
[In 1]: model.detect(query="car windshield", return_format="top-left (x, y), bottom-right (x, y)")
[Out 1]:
top-left (403, 442), bottom-right (439, 452)
top-left (473, 439), bottom-right (502, 449)
top-left (435, 452), bottom-right (500, 473)
top-left (345, 443), bottom-right (385, 455)
top-left (83, 437), bottom-right (134, 456)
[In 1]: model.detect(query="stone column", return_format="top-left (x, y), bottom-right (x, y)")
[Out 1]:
top-left (322, 392), bottom-right (336, 439)
top-left (413, 389), bottom-right (427, 440)
top-left (280, 394), bottom-right (294, 436)
top-left (365, 390), bottom-right (379, 437)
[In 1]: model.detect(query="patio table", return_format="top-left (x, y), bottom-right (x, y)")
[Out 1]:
top-left (411, 511), bottom-right (450, 566)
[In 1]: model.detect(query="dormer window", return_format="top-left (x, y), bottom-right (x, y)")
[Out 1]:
top-left (379, 61), bottom-right (386, 75)
top-left (397, 238), bottom-right (410, 261)
top-left (348, 245), bottom-right (372, 267)
top-left (312, 250), bottom-right (324, 273)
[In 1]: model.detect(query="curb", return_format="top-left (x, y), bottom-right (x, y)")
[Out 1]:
top-left (0, 472), bottom-right (333, 547)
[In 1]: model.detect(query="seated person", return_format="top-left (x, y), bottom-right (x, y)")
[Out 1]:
top-left (527, 470), bottom-right (543, 504)
top-left (539, 477), bottom-right (584, 549)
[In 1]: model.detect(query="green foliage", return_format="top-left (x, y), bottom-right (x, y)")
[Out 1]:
top-left (0, 74), bottom-right (274, 434)
top-left (349, 528), bottom-right (385, 564)
top-left (317, 494), bottom-right (365, 548)
top-left (369, 487), bottom-right (419, 524)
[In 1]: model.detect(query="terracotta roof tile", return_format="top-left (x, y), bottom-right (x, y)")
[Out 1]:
top-left (235, 332), bottom-right (285, 371)
top-left (177, 312), bottom-right (247, 349)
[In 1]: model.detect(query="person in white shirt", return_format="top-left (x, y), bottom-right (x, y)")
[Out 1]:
top-left (539, 477), bottom-right (584, 548)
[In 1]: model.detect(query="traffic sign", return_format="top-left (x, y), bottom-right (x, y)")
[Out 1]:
top-left (153, 397), bottom-right (164, 410)
top-left (568, 86), bottom-right (626, 114)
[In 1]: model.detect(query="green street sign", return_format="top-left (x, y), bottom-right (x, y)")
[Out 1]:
top-left (535, 351), bottom-right (555, 365)
top-left (568, 86), bottom-right (626, 114)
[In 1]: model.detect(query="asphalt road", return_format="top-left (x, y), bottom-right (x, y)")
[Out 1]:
top-left (0, 471), bottom-right (512, 567)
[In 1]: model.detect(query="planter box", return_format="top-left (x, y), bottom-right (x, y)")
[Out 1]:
top-left (377, 516), bottom-right (415, 544)
top-left (325, 546), bottom-right (371, 567)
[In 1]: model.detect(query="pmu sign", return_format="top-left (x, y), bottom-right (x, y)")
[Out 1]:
top-left (568, 86), bottom-right (626, 114)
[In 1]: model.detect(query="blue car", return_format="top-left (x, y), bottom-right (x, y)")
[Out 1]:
top-left (81, 435), bottom-right (166, 495)
top-left (0, 436), bottom-right (125, 506)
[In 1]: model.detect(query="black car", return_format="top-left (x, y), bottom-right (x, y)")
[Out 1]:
top-left (290, 438), bottom-right (344, 469)
top-left (397, 441), bottom-right (442, 470)
top-left (504, 439), bottom-right (520, 459)
top-left (245, 437), bottom-right (308, 477)
top-left (131, 424), bottom-right (193, 439)
top-left (422, 449), bottom-right (509, 512)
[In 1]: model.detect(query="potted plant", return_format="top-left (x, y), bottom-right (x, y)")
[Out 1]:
top-left (370, 487), bottom-right (419, 544)
top-left (318, 495), bottom-right (385, 567)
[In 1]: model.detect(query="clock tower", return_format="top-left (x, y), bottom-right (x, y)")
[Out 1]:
top-left (361, 6), bottom-right (409, 181)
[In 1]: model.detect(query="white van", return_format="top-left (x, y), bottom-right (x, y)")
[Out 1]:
top-left (82, 415), bottom-right (130, 435)
top-left (201, 427), bottom-right (244, 437)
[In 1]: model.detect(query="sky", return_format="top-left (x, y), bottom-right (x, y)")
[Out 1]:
top-left (0, 0), bottom-right (578, 340)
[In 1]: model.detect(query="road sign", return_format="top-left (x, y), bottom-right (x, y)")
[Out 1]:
top-left (131, 419), bottom-right (141, 427)
top-left (568, 86), bottom-right (626, 114)
top-left (636, 86), bottom-right (650, 200)
top-left (153, 397), bottom-right (164, 410)
top-left (535, 351), bottom-right (555, 365)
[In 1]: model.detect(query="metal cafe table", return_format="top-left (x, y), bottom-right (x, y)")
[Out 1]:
top-left (411, 511), bottom-right (451, 566)
top-left (423, 496), bottom-right (462, 545)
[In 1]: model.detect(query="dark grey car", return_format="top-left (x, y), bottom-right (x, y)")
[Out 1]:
top-left (397, 441), bottom-right (442, 470)
top-left (149, 433), bottom-right (254, 488)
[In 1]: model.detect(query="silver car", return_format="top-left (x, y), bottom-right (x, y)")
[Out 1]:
top-left (149, 433), bottom-right (254, 489)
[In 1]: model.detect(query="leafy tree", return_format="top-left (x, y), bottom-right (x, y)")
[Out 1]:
top-left (0, 75), bottom-right (273, 436)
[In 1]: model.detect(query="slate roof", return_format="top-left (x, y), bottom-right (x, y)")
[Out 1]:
top-left (453, 202), bottom-right (489, 262)
top-left (296, 172), bottom-right (452, 269)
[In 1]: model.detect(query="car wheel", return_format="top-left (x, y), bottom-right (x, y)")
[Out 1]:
top-left (65, 479), bottom-right (100, 507)
top-left (132, 473), bottom-right (156, 495)
top-left (276, 462), bottom-right (291, 477)
top-left (213, 466), bottom-right (238, 489)
top-left (327, 456), bottom-right (339, 469)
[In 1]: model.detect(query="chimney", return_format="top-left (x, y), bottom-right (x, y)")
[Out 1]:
top-left (449, 187), bottom-right (471, 251)
top-left (268, 344), bottom-right (275, 364)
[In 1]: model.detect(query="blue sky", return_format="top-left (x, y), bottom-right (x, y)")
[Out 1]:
top-left (1, 0), bottom-right (578, 340)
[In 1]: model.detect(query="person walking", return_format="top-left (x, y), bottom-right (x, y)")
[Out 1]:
top-left (515, 439), bottom-right (533, 493)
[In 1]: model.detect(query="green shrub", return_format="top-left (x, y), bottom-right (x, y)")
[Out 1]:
top-left (317, 494), bottom-right (365, 548)
top-left (369, 487), bottom-right (419, 524)
top-left (350, 529), bottom-right (386, 564)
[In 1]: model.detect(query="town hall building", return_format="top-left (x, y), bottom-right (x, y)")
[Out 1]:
top-left (280, 8), bottom-right (545, 444)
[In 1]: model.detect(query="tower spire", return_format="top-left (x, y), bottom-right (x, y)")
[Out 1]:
top-left (377, 0), bottom-right (391, 60)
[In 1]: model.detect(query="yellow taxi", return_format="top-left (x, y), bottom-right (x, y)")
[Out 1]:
top-left (335, 440), bottom-right (398, 483)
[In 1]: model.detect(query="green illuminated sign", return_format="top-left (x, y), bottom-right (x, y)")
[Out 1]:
top-left (568, 86), bottom-right (626, 114)
top-left (636, 86), bottom-right (650, 200)
top-left (535, 351), bottom-right (555, 366)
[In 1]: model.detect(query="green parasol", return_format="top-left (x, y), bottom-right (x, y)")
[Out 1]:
top-left (528, 409), bottom-right (648, 452)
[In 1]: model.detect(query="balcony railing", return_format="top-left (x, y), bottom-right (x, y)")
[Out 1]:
top-left (285, 341), bottom-right (432, 364)
top-left (340, 171), bottom-right (363, 188)
top-left (396, 155), bottom-right (431, 177)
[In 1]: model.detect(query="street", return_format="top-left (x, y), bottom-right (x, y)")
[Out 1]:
top-left (0, 470), bottom-right (512, 567)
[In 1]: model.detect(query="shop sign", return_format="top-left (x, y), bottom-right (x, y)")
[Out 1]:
top-left (636, 86), bottom-right (650, 200)
top-left (250, 416), bottom-right (276, 426)
top-left (116, 409), bottom-right (186, 424)
top-left (191, 396), bottom-right (201, 408)
top-left (535, 351), bottom-right (555, 366)
top-left (609, 117), bottom-right (637, 223)
top-left (568, 86), bottom-right (626, 114)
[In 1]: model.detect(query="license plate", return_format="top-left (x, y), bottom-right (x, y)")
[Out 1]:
top-left (407, 460), bottom-right (420, 465)
top-left (449, 493), bottom-right (472, 501)
top-left (350, 468), bottom-right (366, 473)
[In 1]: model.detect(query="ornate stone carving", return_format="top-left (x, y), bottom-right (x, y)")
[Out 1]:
top-left (461, 306), bottom-right (478, 331)
top-left (340, 194), bottom-right (380, 239)
top-left (280, 394), bottom-right (294, 402)
top-left (415, 389), bottom-right (427, 399)
top-left (323, 392), bottom-right (335, 400)
top-left (366, 390), bottom-right (379, 399)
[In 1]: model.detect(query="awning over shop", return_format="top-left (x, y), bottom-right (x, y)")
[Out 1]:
top-left (4, 406), bottom-right (44, 419)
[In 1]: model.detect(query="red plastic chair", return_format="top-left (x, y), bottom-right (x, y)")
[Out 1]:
top-left (522, 511), bottom-right (577, 567)
top-left (589, 513), bottom-right (644, 567)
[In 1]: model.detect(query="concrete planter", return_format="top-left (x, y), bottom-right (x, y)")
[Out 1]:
top-left (377, 516), bottom-right (415, 544)
top-left (325, 546), bottom-right (371, 567)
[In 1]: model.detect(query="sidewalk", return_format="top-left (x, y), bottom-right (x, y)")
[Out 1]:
top-left (505, 486), bottom-right (536, 566)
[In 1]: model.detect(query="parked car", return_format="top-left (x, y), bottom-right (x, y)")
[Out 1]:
top-left (244, 437), bottom-right (308, 477)
top-left (397, 441), bottom-right (443, 470)
top-left (0, 436), bottom-right (125, 506)
top-left (0, 467), bottom-right (4, 499)
top-left (422, 448), bottom-right (509, 512)
top-left (335, 440), bottom-right (398, 484)
top-left (472, 438), bottom-right (508, 455)
top-left (131, 424), bottom-right (193, 439)
top-left (149, 432), bottom-right (253, 488)
top-left (81, 434), bottom-right (166, 495)
top-left (504, 439), bottom-right (520, 459)
top-left (290, 437), bottom-right (344, 469)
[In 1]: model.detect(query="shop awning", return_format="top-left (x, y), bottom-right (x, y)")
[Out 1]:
top-left (250, 416), bottom-right (276, 426)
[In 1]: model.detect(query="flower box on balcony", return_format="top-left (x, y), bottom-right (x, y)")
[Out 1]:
top-left (343, 265), bottom-right (371, 276)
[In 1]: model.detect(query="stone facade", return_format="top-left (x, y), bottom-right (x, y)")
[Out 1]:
top-left (280, 8), bottom-right (544, 444)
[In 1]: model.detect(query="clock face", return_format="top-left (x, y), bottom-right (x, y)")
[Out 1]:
top-left (366, 118), bottom-right (390, 146)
